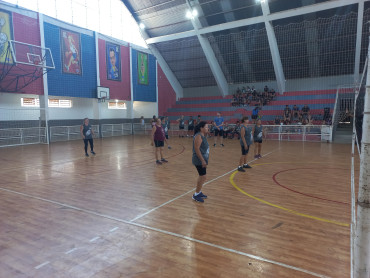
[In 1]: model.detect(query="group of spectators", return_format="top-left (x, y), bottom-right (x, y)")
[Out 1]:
top-left (231, 85), bottom-right (276, 107)
top-left (276, 104), bottom-right (313, 125)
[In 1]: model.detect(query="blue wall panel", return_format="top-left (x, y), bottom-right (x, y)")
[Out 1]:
top-left (132, 49), bottom-right (157, 102)
top-left (44, 23), bottom-right (97, 98)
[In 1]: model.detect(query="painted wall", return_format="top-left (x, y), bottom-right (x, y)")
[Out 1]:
top-left (98, 38), bottom-right (131, 101)
top-left (44, 22), bottom-right (97, 98)
top-left (0, 93), bottom-right (41, 120)
top-left (157, 63), bottom-right (176, 116)
top-left (131, 49), bottom-right (157, 102)
top-left (133, 101), bottom-right (157, 118)
top-left (1, 10), bottom-right (44, 95)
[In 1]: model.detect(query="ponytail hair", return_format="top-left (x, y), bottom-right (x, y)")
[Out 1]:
top-left (241, 116), bottom-right (248, 123)
top-left (194, 121), bottom-right (207, 134)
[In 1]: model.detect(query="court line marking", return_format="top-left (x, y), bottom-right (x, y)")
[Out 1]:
top-left (272, 168), bottom-right (350, 205)
top-left (89, 237), bottom-right (100, 242)
top-left (65, 248), bottom-right (78, 255)
top-left (34, 261), bottom-right (50, 269)
top-left (130, 149), bottom-right (277, 222)
top-left (230, 165), bottom-right (350, 227)
top-left (0, 187), bottom-right (327, 277)
top-left (109, 227), bottom-right (119, 232)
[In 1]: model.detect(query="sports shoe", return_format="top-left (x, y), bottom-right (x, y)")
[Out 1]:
top-left (192, 194), bottom-right (204, 203)
top-left (238, 166), bottom-right (246, 172)
top-left (91, 151), bottom-right (96, 155)
top-left (198, 192), bottom-right (207, 199)
top-left (161, 158), bottom-right (168, 163)
top-left (168, 145), bottom-right (172, 149)
top-left (85, 153), bottom-right (89, 157)
top-left (258, 154), bottom-right (262, 158)
top-left (254, 155), bottom-right (259, 159)
top-left (243, 164), bottom-right (252, 168)
top-left (220, 144), bottom-right (225, 147)
top-left (156, 160), bottom-right (162, 165)
top-left (213, 144), bottom-right (216, 147)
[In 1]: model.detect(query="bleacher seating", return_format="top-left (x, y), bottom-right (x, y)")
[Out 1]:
top-left (163, 89), bottom-right (338, 125)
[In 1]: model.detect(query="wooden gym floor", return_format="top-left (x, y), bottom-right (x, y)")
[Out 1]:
top-left (0, 136), bottom-right (357, 278)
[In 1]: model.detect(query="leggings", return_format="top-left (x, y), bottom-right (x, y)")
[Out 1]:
top-left (83, 139), bottom-right (94, 153)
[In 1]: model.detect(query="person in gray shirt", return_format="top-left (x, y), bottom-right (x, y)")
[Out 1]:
top-left (192, 121), bottom-right (210, 203)
top-left (238, 116), bottom-right (252, 172)
top-left (80, 118), bottom-right (96, 157)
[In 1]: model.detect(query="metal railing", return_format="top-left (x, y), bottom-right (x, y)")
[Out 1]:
top-left (0, 127), bottom-right (46, 147)
top-left (50, 125), bottom-right (99, 142)
top-left (101, 123), bottom-right (132, 137)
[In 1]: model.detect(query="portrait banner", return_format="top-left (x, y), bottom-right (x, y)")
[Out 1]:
top-left (106, 42), bottom-right (121, 81)
top-left (137, 51), bottom-right (148, 85)
top-left (61, 29), bottom-right (82, 75)
top-left (0, 9), bottom-right (13, 64)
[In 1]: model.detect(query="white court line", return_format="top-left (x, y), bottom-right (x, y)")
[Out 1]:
top-left (89, 237), bottom-right (100, 242)
top-left (130, 149), bottom-right (277, 222)
top-left (65, 248), bottom-right (78, 255)
top-left (109, 227), bottom-right (119, 232)
top-left (1, 186), bottom-right (326, 277)
top-left (34, 261), bottom-right (50, 269)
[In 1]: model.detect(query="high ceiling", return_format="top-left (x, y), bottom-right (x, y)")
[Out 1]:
top-left (122, 0), bottom-right (370, 91)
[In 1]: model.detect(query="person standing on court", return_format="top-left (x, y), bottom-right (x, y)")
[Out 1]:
top-left (192, 121), bottom-right (209, 203)
top-left (177, 115), bottom-right (185, 137)
top-left (80, 118), bottom-right (96, 157)
top-left (238, 116), bottom-right (252, 172)
top-left (151, 118), bottom-right (169, 165)
top-left (162, 117), bottom-right (172, 149)
top-left (213, 112), bottom-right (225, 147)
top-left (253, 119), bottom-right (264, 159)
top-left (187, 116), bottom-right (195, 137)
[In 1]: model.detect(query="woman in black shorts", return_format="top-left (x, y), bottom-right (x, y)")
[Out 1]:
top-left (253, 119), bottom-right (264, 159)
top-left (192, 121), bottom-right (209, 203)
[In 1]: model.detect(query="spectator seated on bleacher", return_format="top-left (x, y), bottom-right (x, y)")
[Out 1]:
top-left (292, 105), bottom-right (300, 118)
top-left (231, 121), bottom-right (241, 139)
top-left (274, 116), bottom-right (281, 125)
top-left (231, 85), bottom-right (276, 107)
top-left (283, 105), bottom-right (291, 122)
top-left (208, 121), bottom-right (215, 137)
top-left (302, 104), bottom-right (310, 119)
top-left (223, 122), bottom-right (231, 139)
top-left (252, 105), bottom-right (260, 121)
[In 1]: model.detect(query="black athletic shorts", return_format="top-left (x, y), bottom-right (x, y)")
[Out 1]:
top-left (195, 165), bottom-right (207, 176)
top-left (154, 140), bottom-right (164, 147)
top-left (179, 126), bottom-right (184, 130)
top-left (254, 139), bottom-right (262, 143)
top-left (214, 129), bottom-right (224, 136)
top-left (252, 115), bottom-right (258, 120)
top-left (188, 126), bottom-right (194, 131)
top-left (165, 134), bottom-right (169, 140)
top-left (241, 145), bottom-right (249, 155)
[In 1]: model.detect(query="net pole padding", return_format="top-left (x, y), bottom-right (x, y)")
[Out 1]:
top-left (354, 41), bottom-right (370, 278)
top-left (350, 58), bottom-right (366, 278)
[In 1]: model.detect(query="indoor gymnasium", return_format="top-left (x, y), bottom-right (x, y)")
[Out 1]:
top-left (0, 0), bottom-right (369, 277)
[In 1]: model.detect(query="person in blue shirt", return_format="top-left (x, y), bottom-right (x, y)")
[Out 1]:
top-left (213, 112), bottom-right (225, 147)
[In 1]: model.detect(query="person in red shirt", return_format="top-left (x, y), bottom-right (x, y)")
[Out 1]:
top-left (151, 118), bottom-right (170, 165)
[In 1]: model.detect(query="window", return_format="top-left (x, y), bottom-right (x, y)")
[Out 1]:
top-left (48, 99), bottom-right (72, 108)
top-left (108, 101), bottom-right (126, 109)
top-left (21, 98), bottom-right (40, 107)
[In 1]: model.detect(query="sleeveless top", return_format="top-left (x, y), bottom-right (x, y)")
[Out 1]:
top-left (179, 119), bottom-right (185, 128)
top-left (192, 133), bottom-right (209, 166)
top-left (82, 124), bottom-right (93, 139)
top-left (240, 125), bottom-right (252, 146)
top-left (154, 124), bottom-right (165, 141)
top-left (188, 119), bottom-right (194, 127)
top-left (162, 121), bottom-right (170, 135)
top-left (254, 125), bottom-right (263, 140)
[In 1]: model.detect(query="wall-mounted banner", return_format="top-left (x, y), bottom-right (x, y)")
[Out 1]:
top-left (61, 28), bottom-right (82, 75)
top-left (0, 9), bottom-right (13, 64)
top-left (137, 51), bottom-right (148, 85)
top-left (106, 42), bottom-right (121, 81)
